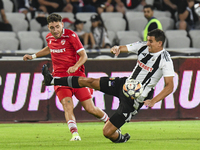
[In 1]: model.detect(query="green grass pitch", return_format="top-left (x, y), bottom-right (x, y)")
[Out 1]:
top-left (0, 120), bottom-right (200, 150)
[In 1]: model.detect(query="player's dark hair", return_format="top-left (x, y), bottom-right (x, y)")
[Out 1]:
top-left (143, 4), bottom-right (154, 10)
top-left (148, 29), bottom-right (165, 46)
top-left (47, 13), bottom-right (62, 24)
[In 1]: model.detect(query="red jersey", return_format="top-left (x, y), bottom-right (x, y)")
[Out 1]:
top-left (46, 29), bottom-right (85, 77)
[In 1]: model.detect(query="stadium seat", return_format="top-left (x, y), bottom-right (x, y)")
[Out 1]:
top-left (0, 31), bottom-right (19, 50)
top-left (128, 18), bottom-right (147, 38)
top-left (125, 12), bottom-right (144, 22)
top-left (0, 38), bottom-right (19, 50)
top-left (104, 18), bottom-right (126, 34)
top-left (42, 31), bottom-right (49, 47)
top-left (2, 0), bottom-right (13, 12)
top-left (17, 31), bottom-right (43, 50)
top-left (154, 10), bottom-right (171, 18)
top-left (107, 30), bottom-right (116, 46)
top-left (6, 13), bottom-right (28, 33)
top-left (0, 31), bottom-right (16, 38)
top-left (119, 36), bottom-right (142, 45)
top-left (101, 12), bottom-right (123, 22)
top-left (117, 31), bottom-right (140, 40)
top-left (158, 17), bottom-right (174, 31)
top-left (189, 30), bottom-right (200, 48)
top-left (76, 12), bottom-right (98, 32)
top-left (165, 30), bottom-right (187, 38)
top-left (165, 30), bottom-right (190, 48)
top-left (146, 0), bottom-right (154, 5)
top-left (167, 36), bottom-right (190, 48)
top-left (29, 18), bottom-right (49, 32)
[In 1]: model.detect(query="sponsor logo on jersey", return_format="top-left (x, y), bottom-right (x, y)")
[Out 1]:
top-left (137, 60), bottom-right (153, 72)
top-left (72, 33), bottom-right (76, 37)
top-left (50, 48), bottom-right (66, 53)
top-left (61, 39), bottom-right (66, 45)
top-left (142, 53), bottom-right (147, 56)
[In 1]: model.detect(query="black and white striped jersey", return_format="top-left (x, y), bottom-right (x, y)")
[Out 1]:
top-left (126, 41), bottom-right (175, 102)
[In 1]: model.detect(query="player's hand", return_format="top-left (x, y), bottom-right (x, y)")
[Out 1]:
top-left (110, 46), bottom-right (120, 56)
top-left (67, 66), bottom-right (78, 74)
top-left (143, 99), bottom-right (155, 108)
top-left (23, 54), bottom-right (32, 61)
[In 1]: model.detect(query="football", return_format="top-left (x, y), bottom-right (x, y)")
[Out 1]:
top-left (122, 79), bottom-right (143, 99)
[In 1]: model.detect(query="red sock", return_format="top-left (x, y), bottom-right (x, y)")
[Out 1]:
top-left (67, 120), bottom-right (78, 134)
top-left (100, 113), bottom-right (109, 123)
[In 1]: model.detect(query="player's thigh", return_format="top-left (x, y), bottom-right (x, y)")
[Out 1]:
top-left (74, 87), bottom-right (93, 101)
top-left (100, 77), bottom-right (127, 97)
top-left (80, 98), bottom-right (96, 113)
top-left (79, 77), bottom-right (101, 90)
top-left (55, 86), bottom-right (74, 110)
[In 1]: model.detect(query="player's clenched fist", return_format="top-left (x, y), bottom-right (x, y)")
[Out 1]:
top-left (110, 46), bottom-right (120, 56)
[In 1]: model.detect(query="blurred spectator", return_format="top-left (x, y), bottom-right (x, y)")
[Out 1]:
top-left (0, 0), bottom-right (13, 31)
top-left (74, 19), bottom-right (95, 48)
top-left (121, 0), bottom-right (146, 12)
top-left (143, 4), bottom-right (162, 41)
top-left (177, 0), bottom-right (200, 30)
top-left (17, 0), bottom-right (49, 23)
top-left (71, 0), bottom-right (96, 14)
top-left (162, 0), bottom-right (179, 21)
top-left (114, 0), bottom-right (126, 15)
top-left (17, 0), bottom-right (39, 16)
top-left (90, 14), bottom-right (111, 48)
top-left (38, 0), bottom-right (73, 14)
top-left (93, 0), bottom-right (114, 14)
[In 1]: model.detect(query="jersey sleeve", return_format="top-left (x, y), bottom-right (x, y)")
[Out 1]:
top-left (126, 41), bottom-right (147, 54)
top-left (160, 55), bottom-right (175, 77)
top-left (68, 31), bottom-right (84, 53)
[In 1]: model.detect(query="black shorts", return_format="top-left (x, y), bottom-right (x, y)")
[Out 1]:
top-left (100, 77), bottom-right (145, 128)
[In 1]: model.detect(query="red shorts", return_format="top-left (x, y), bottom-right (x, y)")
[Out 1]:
top-left (53, 71), bottom-right (93, 102)
top-left (55, 86), bottom-right (93, 102)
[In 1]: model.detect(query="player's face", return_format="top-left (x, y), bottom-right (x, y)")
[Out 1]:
top-left (146, 36), bottom-right (162, 53)
top-left (48, 21), bottom-right (64, 39)
top-left (143, 8), bottom-right (153, 20)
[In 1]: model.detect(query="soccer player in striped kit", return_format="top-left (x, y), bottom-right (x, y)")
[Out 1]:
top-left (23, 13), bottom-right (109, 141)
top-left (42, 29), bottom-right (175, 143)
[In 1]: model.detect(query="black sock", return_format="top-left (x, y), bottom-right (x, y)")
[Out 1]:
top-left (54, 76), bottom-right (81, 88)
top-left (112, 133), bottom-right (125, 143)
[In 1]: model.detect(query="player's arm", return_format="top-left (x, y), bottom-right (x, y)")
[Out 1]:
top-left (67, 49), bottom-right (87, 74)
top-left (144, 76), bottom-right (174, 107)
top-left (23, 46), bottom-right (50, 61)
top-left (110, 45), bottom-right (128, 56)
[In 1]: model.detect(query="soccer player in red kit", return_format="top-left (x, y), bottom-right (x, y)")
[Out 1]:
top-left (23, 13), bottom-right (109, 141)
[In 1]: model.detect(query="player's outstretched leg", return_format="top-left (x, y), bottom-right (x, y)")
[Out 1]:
top-left (42, 64), bottom-right (53, 85)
